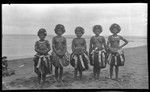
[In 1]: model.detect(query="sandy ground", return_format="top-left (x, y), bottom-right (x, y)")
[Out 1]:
top-left (2, 45), bottom-right (148, 89)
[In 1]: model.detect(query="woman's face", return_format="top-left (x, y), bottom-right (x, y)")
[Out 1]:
top-left (111, 27), bottom-right (119, 34)
top-left (57, 29), bottom-right (63, 36)
top-left (94, 29), bottom-right (102, 35)
top-left (76, 31), bottom-right (83, 38)
top-left (2, 58), bottom-right (6, 61)
top-left (39, 33), bottom-right (46, 40)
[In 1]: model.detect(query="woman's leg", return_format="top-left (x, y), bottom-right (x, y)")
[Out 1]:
top-left (110, 54), bottom-right (115, 79)
top-left (33, 56), bottom-right (41, 83)
top-left (115, 65), bottom-right (119, 79)
top-left (97, 68), bottom-right (101, 79)
top-left (33, 56), bottom-right (40, 75)
top-left (93, 66), bottom-right (96, 79)
top-left (46, 57), bottom-right (51, 74)
top-left (110, 65), bottom-right (114, 79)
top-left (74, 68), bottom-right (77, 79)
top-left (38, 74), bottom-right (41, 84)
top-left (42, 73), bottom-right (46, 84)
top-left (93, 53), bottom-right (97, 79)
top-left (59, 66), bottom-right (63, 81)
top-left (79, 70), bottom-right (82, 80)
top-left (55, 67), bottom-right (59, 81)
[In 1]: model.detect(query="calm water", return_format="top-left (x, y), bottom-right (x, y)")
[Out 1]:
top-left (2, 35), bottom-right (147, 60)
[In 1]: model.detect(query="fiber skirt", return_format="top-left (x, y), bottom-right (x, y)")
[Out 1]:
top-left (107, 50), bottom-right (125, 66)
top-left (70, 53), bottom-right (89, 71)
top-left (33, 54), bottom-right (53, 75)
top-left (89, 50), bottom-right (107, 68)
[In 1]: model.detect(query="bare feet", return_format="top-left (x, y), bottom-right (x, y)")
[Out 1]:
top-left (74, 76), bottom-right (77, 80)
top-left (79, 77), bottom-right (82, 80)
top-left (97, 75), bottom-right (100, 80)
top-left (114, 77), bottom-right (119, 81)
top-left (109, 76), bottom-right (113, 80)
top-left (55, 77), bottom-right (59, 82)
top-left (59, 78), bottom-right (63, 83)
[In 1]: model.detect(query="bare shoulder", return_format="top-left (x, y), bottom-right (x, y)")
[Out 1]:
top-left (35, 40), bottom-right (39, 44)
top-left (108, 35), bottom-right (113, 39)
top-left (72, 38), bottom-right (77, 42)
top-left (100, 36), bottom-right (105, 39)
top-left (102, 36), bottom-right (106, 42)
top-left (81, 37), bottom-right (86, 41)
top-left (118, 35), bottom-right (124, 39)
top-left (52, 36), bottom-right (57, 40)
top-left (73, 37), bottom-right (77, 40)
top-left (108, 35), bottom-right (112, 38)
top-left (90, 36), bottom-right (95, 40)
top-left (91, 36), bottom-right (95, 39)
top-left (45, 40), bottom-right (50, 43)
top-left (62, 36), bottom-right (66, 40)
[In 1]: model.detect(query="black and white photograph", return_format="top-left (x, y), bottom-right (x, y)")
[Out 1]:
top-left (2, 4), bottom-right (148, 89)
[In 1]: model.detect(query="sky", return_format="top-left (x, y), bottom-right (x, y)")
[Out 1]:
top-left (2, 4), bottom-right (147, 36)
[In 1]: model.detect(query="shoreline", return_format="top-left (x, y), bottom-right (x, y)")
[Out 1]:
top-left (7, 45), bottom-right (147, 61)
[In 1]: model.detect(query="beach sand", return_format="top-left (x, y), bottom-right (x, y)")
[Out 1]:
top-left (2, 45), bottom-right (148, 89)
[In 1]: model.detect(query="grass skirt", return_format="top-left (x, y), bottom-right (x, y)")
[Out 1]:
top-left (70, 52), bottom-right (89, 71)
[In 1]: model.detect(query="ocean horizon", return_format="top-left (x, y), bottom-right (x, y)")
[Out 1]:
top-left (2, 34), bottom-right (147, 60)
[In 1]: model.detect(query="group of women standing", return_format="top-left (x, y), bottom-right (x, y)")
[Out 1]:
top-left (33, 23), bottom-right (128, 85)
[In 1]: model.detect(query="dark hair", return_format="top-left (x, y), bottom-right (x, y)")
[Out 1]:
top-left (2, 56), bottom-right (7, 59)
top-left (110, 23), bottom-right (121, 33)
top-left (75, 26), bottom-right (84, 34)
top-left (38, 28), bottom-right (47, 36)
top-left (54, 24), bottom-right (65, 34)
top-left (93, 25), bottom-right (102, 33)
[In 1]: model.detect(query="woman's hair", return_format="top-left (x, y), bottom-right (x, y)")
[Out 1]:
top-left (54, 24), bottom-right (65, 34)
top-left (38, 28), bottom-right (47, 36)
top-left (110, 23), bottom-right (121, 33)
top-left (2, 56), bottom-right (7, 59)
top-left (75, 26), bottom-right (84, 34)
top-left (93, 25), bottom-right (102, 33)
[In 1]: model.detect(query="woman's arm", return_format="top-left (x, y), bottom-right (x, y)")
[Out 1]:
top-left (107, 36), bottom-right (111, 50)
top-left (44, 40), bottom-right (51, 54)
top-left (71, 39), bottom-right (75, 53)
top-left (106, 36), bottom-right (115, 52)
top-left (52, 37), bottom-right (57, 54)
top-left (62, 37), bottom-right (67, 54)
top-left (119, 36), bottom-right (128, 49)
top-left (89, 37), bottom-right (93, 54)
top-left (35, 41), bottom-right (43, 54)
top-left (103, 37), bottom-right (107, 50)
top-left (83, 39), bottom-right (87, 51)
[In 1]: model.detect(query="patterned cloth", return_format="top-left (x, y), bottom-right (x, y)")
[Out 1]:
top-left (90, 48), bottom-right (107, 68)
top-left (33, 54), bottom-right (52, 75)
top-left (107, 50), bottom-right (125, 66)
top-left (70, 52), bottom-right (89, 71)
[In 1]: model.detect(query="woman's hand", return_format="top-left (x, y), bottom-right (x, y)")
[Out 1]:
top-left (74, 47), bottom-right (84, 55)
top-left (118, 46), bottom-right (122, 50)
top-left (110, 48), bottom-right (118, 52)
top-left (56, 49), bottom-right (66, 56)
top-left (43, 48), bottom-right (50, 54)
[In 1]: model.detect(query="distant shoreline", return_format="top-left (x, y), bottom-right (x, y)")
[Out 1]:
top-left (7, 45), bottom-right (147, 61)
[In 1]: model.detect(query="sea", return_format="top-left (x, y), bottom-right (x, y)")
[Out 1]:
top-left (2, 35), bottom-right (147, 60)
